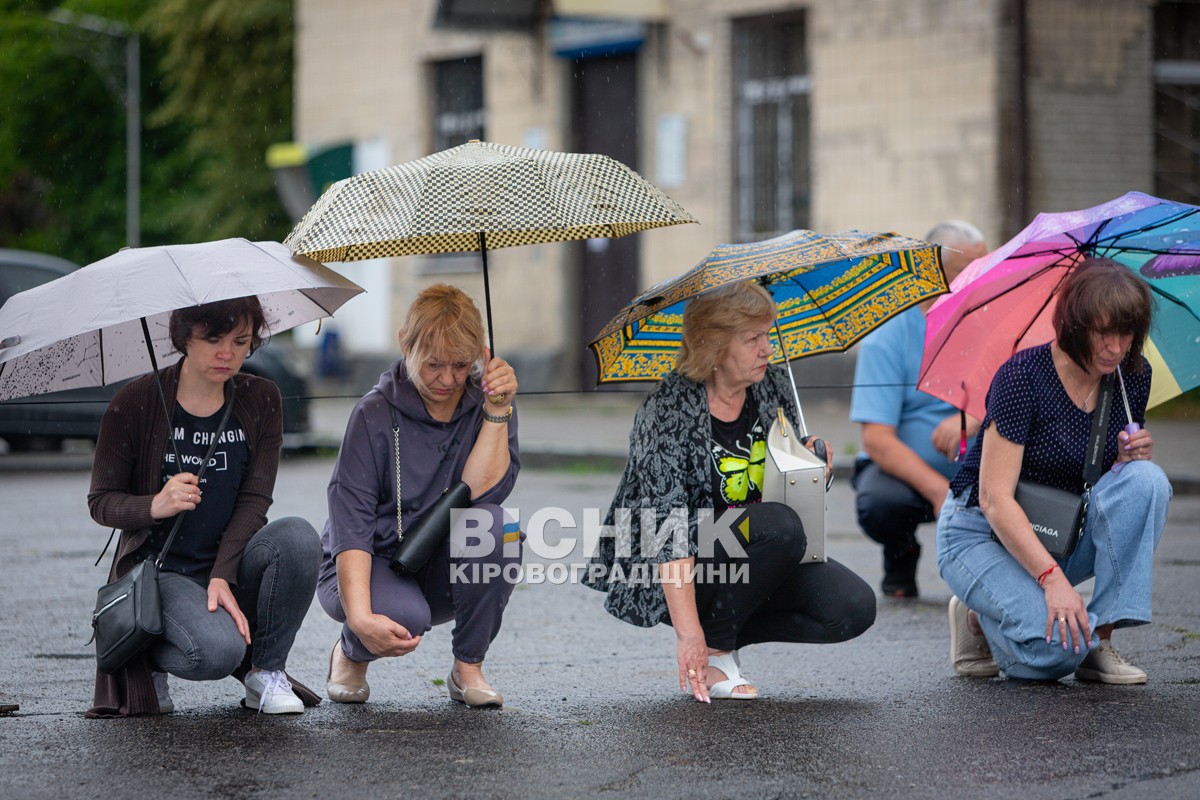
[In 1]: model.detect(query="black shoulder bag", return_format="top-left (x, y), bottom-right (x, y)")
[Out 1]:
top-left (1013, 372), bottom-right (1113, 558)
top-left (387, 403), bottom-right (471, 576)
top-left (91, 385), bottom-right (235, 675)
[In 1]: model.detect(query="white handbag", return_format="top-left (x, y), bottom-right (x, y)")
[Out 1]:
top-left (761, 408), bottom-right (827, 565)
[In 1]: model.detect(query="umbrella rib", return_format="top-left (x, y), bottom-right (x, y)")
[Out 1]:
top-left (1147, 282), bottom-right (1200, 324)
top-left (1091, 208), bottom-right (1200, 249)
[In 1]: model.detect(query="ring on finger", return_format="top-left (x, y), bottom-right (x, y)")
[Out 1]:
top-left (687, 668), bottom-right (697, 677)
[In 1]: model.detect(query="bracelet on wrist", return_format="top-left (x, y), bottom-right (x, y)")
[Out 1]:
top-left (1036, 564), bottom-right (1059, 587)
top-left (483, 405), bottom-right (512, 424)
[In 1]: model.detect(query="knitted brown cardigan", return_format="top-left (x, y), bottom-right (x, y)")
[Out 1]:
top-left (85, 361), bottom-right (282, 717)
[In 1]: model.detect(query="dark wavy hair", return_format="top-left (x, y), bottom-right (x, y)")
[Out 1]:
top-left (1053, 257), bottom-right (1152, 373)
top-left (168, 296), bottom-right (268, 356)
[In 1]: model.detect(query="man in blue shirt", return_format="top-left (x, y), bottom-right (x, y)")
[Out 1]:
top-left (850, 221), bottom-right (987, 598)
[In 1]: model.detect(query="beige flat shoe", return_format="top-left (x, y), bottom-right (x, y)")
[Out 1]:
top-left (447, 670), bottom-right (503, 708)
top-left (949, 596), bottom-right (1000, 677)
top-left (327, 640), bottom-right (370, 704)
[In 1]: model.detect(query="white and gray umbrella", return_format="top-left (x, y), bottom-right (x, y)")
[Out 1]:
top-left (0, 238), bottom-right (364, 401)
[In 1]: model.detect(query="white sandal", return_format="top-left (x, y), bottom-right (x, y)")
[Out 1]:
top-left (707, 651), bottom-right (759, 700)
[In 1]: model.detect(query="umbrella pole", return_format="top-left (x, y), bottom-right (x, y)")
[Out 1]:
top-left (479, 231), bottom-right (495, 356)
top-left (140, 317), bottom-right (183, 461)
top-left (772, 316), bottom-right (808, 437)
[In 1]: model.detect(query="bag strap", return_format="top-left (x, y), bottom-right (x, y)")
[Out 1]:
top-left (92, 324), bottom-right (233, 569)
top-left (155, 382), bottom-right (236, 567)
top-left (390, 403), bottom-right (404, 542)
top-left (1081, 372), bottom-right (1115, 489)
top-left (387, 401), bottom-right (466, 545)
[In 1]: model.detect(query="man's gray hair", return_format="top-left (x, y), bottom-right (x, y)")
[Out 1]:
top-left (924, 220), bottom-right (985, 248)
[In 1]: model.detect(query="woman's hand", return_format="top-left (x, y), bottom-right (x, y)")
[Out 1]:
top-left (1116, 426), bottom-right (1154, 463)
top-left (675, 630), bottom-right (711, 704)
top-left (151, 472), bottom-right (201, 520)
top-left (348, 613), bottom-right (422, 658)
top-left (1042, 570), bottom-right (1091, 653)
top-left (802, 435), bottom-right (833, 485)
top-left (480, 348), bottom-right (518, 410)
top-left (207, 578), bottom-right (251, 645)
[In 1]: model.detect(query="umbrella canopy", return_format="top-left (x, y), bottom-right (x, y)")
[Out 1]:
top-left (283, 139), bottom-right (696, 352)
top-left (0, 238), bottom-right (364, 401)
top-left (589, 229), bottom-right (947, 384)
top-left (284, 139), bottom-right (696, 262)
top-left (920, 192), bottom-right (1200, 420)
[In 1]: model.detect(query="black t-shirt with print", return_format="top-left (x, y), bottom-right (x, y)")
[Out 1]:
top-left (144, 401), bottom-right (249, 577)
top-left (708, 393), bottom-right (766, 516)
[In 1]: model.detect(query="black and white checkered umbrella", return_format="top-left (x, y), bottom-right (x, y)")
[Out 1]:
top-left (283, 140), bottom-right (696, 351)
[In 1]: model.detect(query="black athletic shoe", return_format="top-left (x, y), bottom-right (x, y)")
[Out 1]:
top-left (881, 542), bottom-right (920, 598)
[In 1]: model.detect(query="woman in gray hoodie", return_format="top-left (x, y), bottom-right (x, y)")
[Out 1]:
top-left (318, 284), bottom-right (521, 707)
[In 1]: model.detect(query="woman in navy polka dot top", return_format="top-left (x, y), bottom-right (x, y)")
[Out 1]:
top-left (936, 257), bottom-right (1171, 684)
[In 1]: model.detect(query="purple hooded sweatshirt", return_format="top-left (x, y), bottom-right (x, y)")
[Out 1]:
top-left (320, 359), bottom-right (519, 582)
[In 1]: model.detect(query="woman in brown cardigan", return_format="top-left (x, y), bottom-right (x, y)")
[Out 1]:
top-left (86, 297), bottom-right (320, 717)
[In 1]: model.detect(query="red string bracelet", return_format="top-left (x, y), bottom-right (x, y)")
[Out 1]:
top-left (1036, 565), bottom-right (1058, 587)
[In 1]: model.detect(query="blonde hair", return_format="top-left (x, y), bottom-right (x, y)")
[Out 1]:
top-left (398, 284), bottom-right (486, 399)
top-left (675, 281), bottom-right (776, 381)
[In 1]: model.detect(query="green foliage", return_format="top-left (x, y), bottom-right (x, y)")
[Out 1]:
top-left (143, 0), bottom-right (293, 242)
top-left (0, 0), bottom-right (293, 263)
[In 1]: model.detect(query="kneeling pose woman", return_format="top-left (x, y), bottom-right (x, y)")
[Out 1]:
top-left (320, 284), bottom-right (521, 708)
top-left (586, 281), bottom-right (876, 702)
top-left (88, 297), bottom-right (321, 716)
top-left (937, 257), bottom-right (1172, 682)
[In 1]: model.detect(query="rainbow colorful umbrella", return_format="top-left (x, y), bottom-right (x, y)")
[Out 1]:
top-left (920, 192), bottom-right (1200, 421)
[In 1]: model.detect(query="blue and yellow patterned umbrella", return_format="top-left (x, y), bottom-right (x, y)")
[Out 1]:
top-left (589, 229), bottom-right (948, 384)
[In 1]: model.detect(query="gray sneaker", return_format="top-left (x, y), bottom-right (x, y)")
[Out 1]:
top-left (152, 671), bottom-right (174, 714)
top-left (1075, 639), bottom-right (1147, 685)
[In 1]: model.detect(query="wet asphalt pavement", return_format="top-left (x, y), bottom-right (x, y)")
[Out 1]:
top-left (1, 453), bottom-right (1198, 799)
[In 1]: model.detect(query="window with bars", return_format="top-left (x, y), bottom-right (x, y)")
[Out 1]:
top-left (432, 56), bottom-right (485, 152)
top-left (1155, 1), bottom-right (1200, 204)
top-left (732, 12), bottom-right (810, 241)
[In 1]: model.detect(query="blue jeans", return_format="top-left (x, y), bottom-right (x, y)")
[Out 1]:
top-left (936, 461), bottom-right (1171, 680)
top-left (149, 517), bottom-right (321, 679)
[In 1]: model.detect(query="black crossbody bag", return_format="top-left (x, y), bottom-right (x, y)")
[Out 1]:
top-left (91, 386), bottom-right (235, 675)
top-left (1013, 372), bottom-right (1113, 558)
top-left (387, 402), bottom-right (471, 576)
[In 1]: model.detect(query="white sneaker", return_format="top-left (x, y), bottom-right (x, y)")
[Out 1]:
top-left (243, 669), bottom-right (304, 714)
top-left (152, 671), bottom-right (174, 714)
top-left (1075, 639), bottom-right (1147, 685)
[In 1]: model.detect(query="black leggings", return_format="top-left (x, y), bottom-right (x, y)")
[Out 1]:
top-left (673, 502), bottom-right (877, 651)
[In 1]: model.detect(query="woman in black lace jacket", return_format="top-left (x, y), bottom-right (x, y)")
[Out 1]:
top-left (585, 281), bottom-right (876, 701)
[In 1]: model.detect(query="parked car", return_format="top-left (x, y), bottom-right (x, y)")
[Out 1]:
top-left (0, 248), bottom-right (311, 452)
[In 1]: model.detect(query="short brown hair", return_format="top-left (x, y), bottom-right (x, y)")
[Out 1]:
top-left (675, 281), bottom-right (776, 381)
top-left (169, 296), bottom-right (267, 356)
top-left (398, 284), bottom-right (486, 398)
top-left (1053, 257), bottom-right (1152, 373)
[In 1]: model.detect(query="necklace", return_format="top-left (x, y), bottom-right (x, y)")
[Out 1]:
top-left (1081, 382), bottom-right (1097, 411)
top-left (1056, 354), bottom-right (1099, 411)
